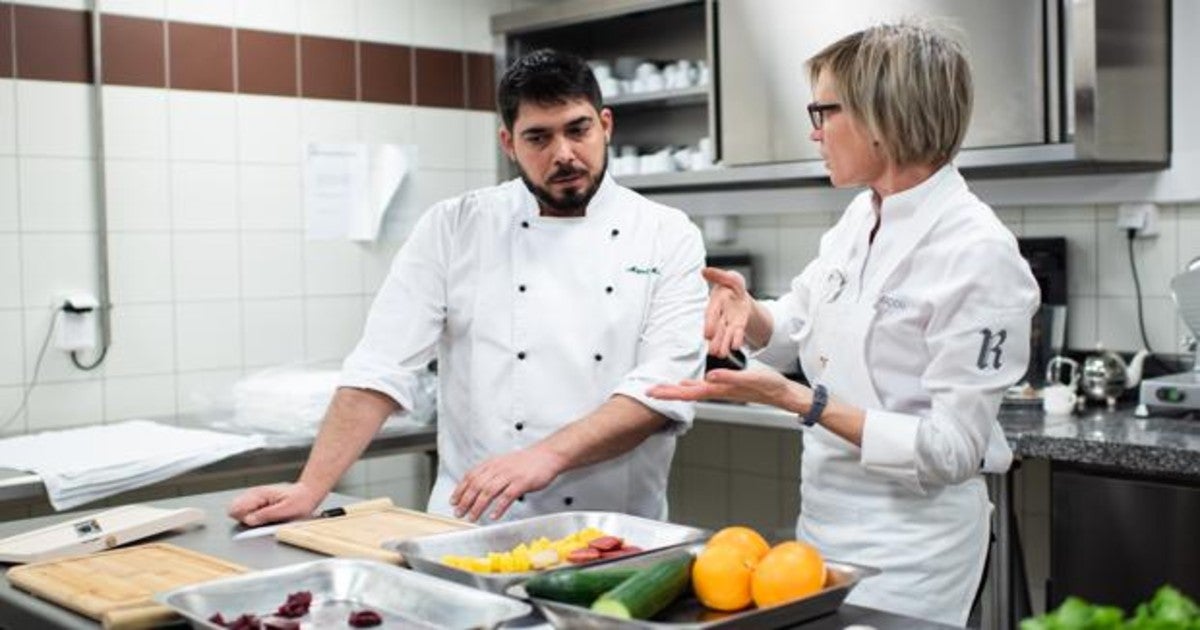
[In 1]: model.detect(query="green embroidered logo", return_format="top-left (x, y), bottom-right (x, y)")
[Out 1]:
top-left (626, 265), bottom-right (660, 275)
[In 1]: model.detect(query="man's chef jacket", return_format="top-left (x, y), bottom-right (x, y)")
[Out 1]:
top-left (339, 174), bottom-right (707, 522)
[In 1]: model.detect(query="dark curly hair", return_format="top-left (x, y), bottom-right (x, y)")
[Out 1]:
top-left (497, 48), bottom-right (603, 130)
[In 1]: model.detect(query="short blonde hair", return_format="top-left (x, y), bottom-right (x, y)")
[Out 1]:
top-left (807, 21), bottom-right (972, 167)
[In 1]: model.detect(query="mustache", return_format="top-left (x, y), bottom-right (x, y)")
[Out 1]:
top-left (548, 167), bottom-right (587, 182)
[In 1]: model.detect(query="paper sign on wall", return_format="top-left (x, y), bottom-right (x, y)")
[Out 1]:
top-left (303, 142), bottom-right (417, 242)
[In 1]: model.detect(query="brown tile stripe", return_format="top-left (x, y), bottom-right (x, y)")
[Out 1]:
top-left (238, 28), bottom-right (296, 97)
top-left (414, 47), bottom-right (463, 109)
top-left (8, 6), bottom-right (496, 111)
top-left (465, 52), bottom-right (494, 112)
top-left (101, 14), bottom-right (164, 88)
top-left (168, 21), bottom-right (232, 92)
top-left (14, 4), bottom-right (91, 82)
top-left (360, 41), bottom-right (410, 105)
top-left (300, 35), bottom-right (355, 101)
top-left (0, 3), bottom-right (12, 79)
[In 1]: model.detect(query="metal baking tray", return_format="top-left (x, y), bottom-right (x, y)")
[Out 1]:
top-left (155, 558), bottom-right (531, 629)
top-left (507, 543), bottom-right (880, 629)
top-left (388, 511), bottom-right (709, 593)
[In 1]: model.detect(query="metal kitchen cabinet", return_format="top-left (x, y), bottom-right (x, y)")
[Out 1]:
top-left (1049, 463), bottom-right (1200, 612)
top-left (491, 0), bottom-right (717, 185)
top-left (715, 0), bottom-right (1169, 183)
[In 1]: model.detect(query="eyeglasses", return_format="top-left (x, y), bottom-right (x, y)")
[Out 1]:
top-left (806, 102), bottom-right (842, 130)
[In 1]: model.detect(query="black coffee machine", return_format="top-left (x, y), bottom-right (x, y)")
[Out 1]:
top-left (1019, 238), bottom-right (1068, 388)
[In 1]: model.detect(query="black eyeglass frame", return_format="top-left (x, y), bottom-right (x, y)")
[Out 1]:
top-left (806, 102), bottom-right (842, 130)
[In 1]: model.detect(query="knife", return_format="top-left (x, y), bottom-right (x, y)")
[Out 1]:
top-left (232, 497), bottom-right (394, 540)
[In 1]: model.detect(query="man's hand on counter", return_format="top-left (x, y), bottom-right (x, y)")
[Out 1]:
top-left (227, 482), bottom-right (324, 526)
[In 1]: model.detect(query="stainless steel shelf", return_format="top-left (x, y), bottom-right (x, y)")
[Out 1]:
top-left (492, 0), bottom-right (701, 35)
top-left (604, 85), bottom-right (708, 110)
top-left (617, 142), bottom-right (1169, 193)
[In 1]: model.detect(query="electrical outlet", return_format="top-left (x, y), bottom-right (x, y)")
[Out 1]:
top-left (1116, 202), bottom-right (1159, 238)
top-left (53, 292), bottom-right (99, 352)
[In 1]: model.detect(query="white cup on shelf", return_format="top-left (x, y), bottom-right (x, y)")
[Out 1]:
top-left (1042, 384), bottom-right (1077, 415)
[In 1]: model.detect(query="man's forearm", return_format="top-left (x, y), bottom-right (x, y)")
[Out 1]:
top-left (535, 394), bottom-right (670, 473)
top-left (296, 387), bottom-right (399, 495)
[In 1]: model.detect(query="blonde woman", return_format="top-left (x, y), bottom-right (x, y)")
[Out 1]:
top-left (649, 23), bottom-right (1039, 625)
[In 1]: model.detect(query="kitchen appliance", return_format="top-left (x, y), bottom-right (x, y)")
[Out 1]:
top-left (1005, 238), bottom-right (1069, 407)
top-left (0, 504), bottom-right (204, 564)
top-left (1139, 265), bottom-right (1200, 412)
top-left (1079, 346), bottom-right (1148, 409)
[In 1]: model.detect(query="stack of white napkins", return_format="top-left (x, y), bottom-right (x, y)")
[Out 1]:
top-left (0, 420), bottom-right (265, 510)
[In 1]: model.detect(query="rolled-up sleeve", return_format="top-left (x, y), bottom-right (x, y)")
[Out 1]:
top-left (859, 238), bottom-right (1039, 492)
top-left (612, 219), bottom-right (707, 433)
top-left (338, 202), bottom-right (453, 414)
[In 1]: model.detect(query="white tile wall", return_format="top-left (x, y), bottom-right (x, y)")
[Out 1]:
top-left (169, 91), bottom-right (237, 162)
top-left (303, 241), bottom-right (364, 296)
top-left (237, 95), bottom-right (302, 165)
top-left (241, 232), bottom-right (304, 298)
top-left (0, 386), bottom-right (27, 437)
top-left (103, 88), bottom-right (169, 160)
top-left (235, 0), bottom-right (299, 33)
top-left (165, 0), bottom-right (234, 26)
top-left (0, 157), bottom-right (18, 232)
top-left (108, 232), bottom-right (173, 303)
top-left (175, 368), bottom-right (242, 414)
top-left (0, 235), bottom-right (21, 308)
top-left (105, 303), bottom-right (176, 376)
top-left (413, 109), bottom-right (467, 170)
top-left (97, 0), bottom-right (165, 19)
top-left (300, 99), bottom-right (360, 143)
top-left (303, 295), bottom-right (365, 361)
top-left (23, 306), bottom-right (94, 384)
top-left (412, 0), bottom-right (464, 50)
top-left (356, 0), bottom-right (413, 45)
top-left (358, 103), bottom-right (412, 145)
top-left (175, 301), bottom-right (242, 370)
top-left (0, 310), bottom-right (24, 386)
top-left (0, 81), bottom-right (17, 155)
top-left (242, 298), bottom-right (306, 367)
top-left (172, 232), bottom-right (240, 300)
top-left (299, 0), bottom-right (358, 39)
top-left (106, 160), bottom-right (172, 232)
top-left (20, 233), bottom-right (98, 309)
top-left (238, 164), bottom-right (302, 231)
top-left (25, 379), bottom-right (104, 431)
top-left (465, 111), bottom-right (499, 171)
top-left (16, 82), bottom-right (94, 158)
top-left (104, 373), bottom-right (177, 421)
top-left (18, 157), bottom-right (97, 232)
top-left (170, 162), bottom-right (238, 230)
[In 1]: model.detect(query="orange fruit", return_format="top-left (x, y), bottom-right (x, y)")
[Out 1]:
top-left (750, 541), bottom-right (826, 608)
top-left (691, 544), bottom-right (757, 611)
top-left (707, 526), bottom-right (770, 562)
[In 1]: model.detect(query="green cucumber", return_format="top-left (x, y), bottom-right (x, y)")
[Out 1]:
top-left (523, 566), bottom-right (642, 606)
top-left (590, 555), bottom-right (693, 620)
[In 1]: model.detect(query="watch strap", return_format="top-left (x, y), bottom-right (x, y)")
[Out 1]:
top-left (800, 384), bottom-right (828, 427)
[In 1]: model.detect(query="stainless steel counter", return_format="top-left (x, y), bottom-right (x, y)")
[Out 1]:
top-left (0, 422), bottom-right (438, 505)
top-left (0, 489), bottom-right (955, 629)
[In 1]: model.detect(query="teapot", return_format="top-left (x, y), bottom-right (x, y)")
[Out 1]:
top-left (1079, 345), bottom-right (1150, 409)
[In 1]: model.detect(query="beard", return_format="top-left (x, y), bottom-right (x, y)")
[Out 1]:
top-left (518, 154), bottom-right (608, 216)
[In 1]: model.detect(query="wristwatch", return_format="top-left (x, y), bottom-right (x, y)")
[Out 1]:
top-left (800, 384), bottom-right (828, 427)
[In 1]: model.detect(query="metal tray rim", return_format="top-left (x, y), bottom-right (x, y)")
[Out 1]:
top-left (506, 544), bottom-right (880, 629)
top-left (154, 557), bottom-right (531, 629)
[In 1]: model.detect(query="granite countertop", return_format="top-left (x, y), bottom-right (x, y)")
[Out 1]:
top-left (693, 402), bottom-right (1200, 478)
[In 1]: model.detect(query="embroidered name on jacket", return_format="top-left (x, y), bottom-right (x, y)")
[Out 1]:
top-left (876, 294), bottom-right (907, 313)
top-left (626, 265), bottom-right (660, 275)
top-left (976, 328), bottom-right (1007, 369)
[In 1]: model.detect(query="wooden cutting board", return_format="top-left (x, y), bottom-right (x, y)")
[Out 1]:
top-left (6, 542), bottom-right (247, 629)
top-left (276, 507), bottom-right (472, 563)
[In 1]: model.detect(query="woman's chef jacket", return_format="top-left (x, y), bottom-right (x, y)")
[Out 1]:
top-left (339, 175), bottom-right (707, 523)
top-left (754, 165), bottom-right (1039, 625)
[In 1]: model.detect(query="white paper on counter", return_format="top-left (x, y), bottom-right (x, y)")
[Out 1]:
top-left (303, 142), bottom-right (417, 242)
top-left (0, 420), bottom-right (265, 510)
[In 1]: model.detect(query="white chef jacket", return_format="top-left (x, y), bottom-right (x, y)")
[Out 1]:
top-left (753, 165), bottom-right (1039, 625)
top-left (339, 174), bottom-right (707, 523)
